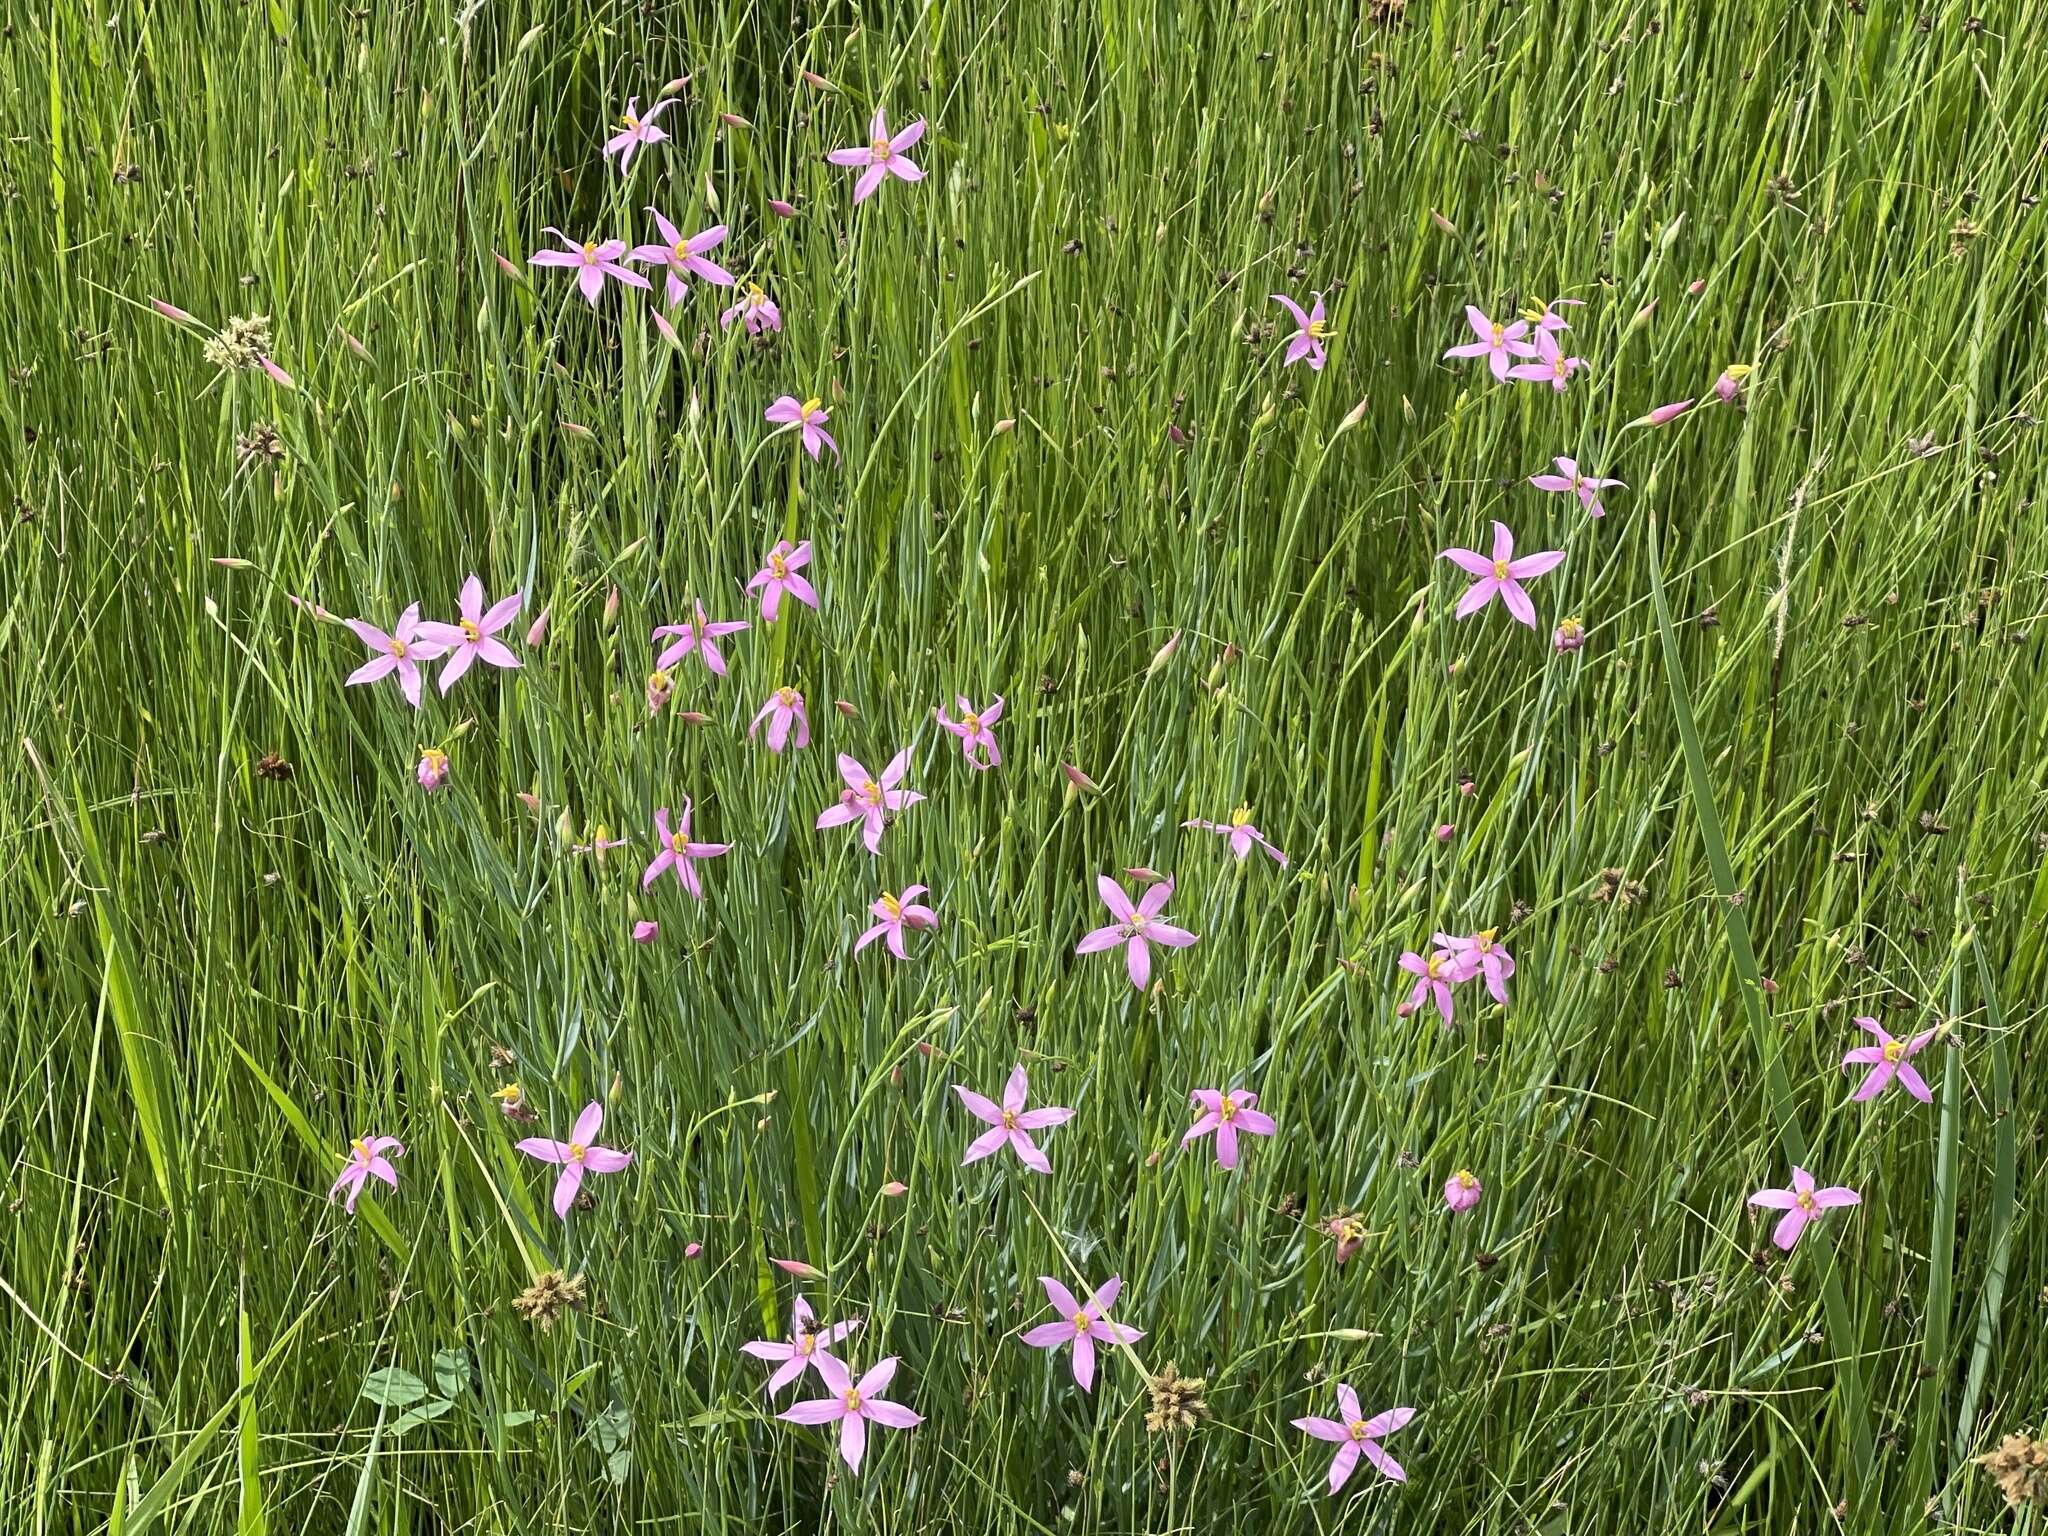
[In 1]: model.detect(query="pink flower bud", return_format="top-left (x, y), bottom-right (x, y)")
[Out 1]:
top-left (340, 329), bottom-right (372, 363)
top-left (602, 585), bottom-right (620, 629)
top-left (800, 69), bottom-right (834, 89)
top-left (150, 297), bottom-right (199, 325)
top-left (1633, 399), bottom-right (1695, 429)
top-left (771, 1257), bottom-right (823, 1279)
top-left (719, 111), bottom-right (751, 129)
top-left (1687, 278), bottom-right (1707, 296)
top-left (677, 710), bottom-right (712, 726)
top-left (525, 605), bottom-right (551, 646)
top-left (880, 1180), bottom-right (909, 1197)
top-left (257, 355), bottom-right (296, 390)
top-left (683, 1241), bottom-right (703, 1259)
top-left (1433, 823), bottom-right (1456, 843)
top-left (768, 198), bottom-right (797, 218)
top-left (662, 76), bottom-right (690, 95)
top-left (1167, 422), bottom-right (1189, 447)
top-left (651, 308), bottom-right (681, 348)
top-left (1062, 761), bottom-right (1097, 793)
top-left (494, 251), bottom-right (522, 280)
top-left (834, 699), bottom-right (858, 718)
top-left (633, 920), bottom-right (659, 944)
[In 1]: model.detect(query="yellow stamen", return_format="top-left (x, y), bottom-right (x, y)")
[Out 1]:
top-left (776, 686), bottom-right (799, 707)
top-left (869, 139), bottom-right (892, 162)
top-left (1231, 804), bottom-right (1253, 828)
top-left (881, 893), bottom-right (902, 919)
top-left (459, 618), bottom-right (481, 642)
top-left (389, 638), bottom-right (409, 658)
top-left (770, 552), bottom-right (788, 577)
top-left (1219, 1096), bottom-right (1239, 1122)
top-left (1071, 1313), bottom-right (1092, 1333)
top-left (568, 1142), bottom-right (588, 1163)
top-left (799, 397), bottom-right (823, 420)
top-left (1000, 1108), bottom-right (1017, 1129)
top-left (1883, 1039), bottom-right (1906, 1063)
top-left (1492, 559), bottom-right (1511, 580)
top-left (843, 1389), bottom-right (863, 1411)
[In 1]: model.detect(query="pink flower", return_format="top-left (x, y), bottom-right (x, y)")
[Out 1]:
top-left (746, 539), bottom-right (820, 621)
top-left (1632, 398), bottom-right (1696, 428)
top-left (628, 211), bottom-right (735, 306)
top-left (416, 747), bottom-right (450, 792)
top-left (1397, 948), bottom-right (1473, 1026)
top-left (1292, 1388), bottom-right (1415, 1491)
top-left (1842, 1016), bottom-right (1937, 1103)
top-left (526, 605), bottom-right (552, 646)
top-left (329, 1135), bottom-right (402, 1213)
top-left (415, 575), bottom-right (523, 692)
top-left (1715, 364), bottom-right (1752, 403)
top-left (1183, 1087), bottom-right (1277, 1170)
top-left (572, 828), bottom-right (630, 859)
top-left (741, 1294), bottom-right (861, 1396)
top-left (1075, 876), bottom-right (1199, 991)
top-left (1554, 617), bottom-right (1586, 653)
top-left (1271, 292), bottom-right (1330, 371)
top-left (1749, 1166), bottom-right (1861, 1251)
top-left (527, 229), bottom-right (650, 306)
top-left (345, 604), bottom-right (450, 708)
top-left (815, 750), bottom-right (923, 855)
top-left (645, 668), bottom-right (675, 714)
top-left (603, 96), bottom-right (675, 171)
top-left (653, 602), bottom-right (750, 675)
top-left (516, 1101), bottom-right (634, 1219)
top-left (1508, 328), bottom-right (1587, 391)
top-left (1529, 456), bottom-right (1624, 519)
top-left (955, 1065), bottom-right (1074, 1173)
top-left (720, 283), bottom-right (782, 333)
top-left (1438, 522), bottom-right (1565, 628)
top-left (935, 696), bottom-right (1003, 769)
top-left (777, 1355), bottom-right (921, 1475)
top-left (150, 297), bottom-right (200, 325)
top-left (641, 799), bottom-right (731, 899)
top-left (1442, 305), bottom-right (1537, 382)
top-left (857, 885), bottom-right (939, 959)
top-left (1182, 806), bottom-right (1287, 867)
top-left (1532, 297), bottom-right (1583, 332)
top-left (1434, 928), bottom-right (1513, 1005)
top-left (749, 686), bottom-right (812, 752)
top-left (632, 920), bottom-right (659, 943)
top-left (768, 197), bottom-right (798, 218)
top-left (764, 395), bottom-right (840, 461)
top-left (826, 108), bottom-right (926, 203)
top-left (1019, 1275), bottom-right (1143, 1392)
top-left (1433, 822), bottom-right (1457, 843)
top-left (1443, 1168), bottom-right (1483, 1213)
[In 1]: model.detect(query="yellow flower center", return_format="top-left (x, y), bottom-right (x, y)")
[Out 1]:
top-left (1426, 954), bottom-right (1445, 979)
top-left (799, 397), bottom-right (823, 420)
top-left (492, 1083), bottom-right (523, 1105)
top-left (1553, 354), bottom-right (1568, 376)
top-left (1454, 1169), bottom-right (1478, 1190)
top-left (843, 1389), bottom-right (864, 1411)
top-left (881, 893), bottom-right (902, 919)
top-left (1000, 1108), bottom-right (1018, 1129)
top-left (389, 637), bottom-right (409, 658)
top-left (747, 283), bottom-right (767, 304)
top-left (1071, 1312), bottom-right (1092, 1333)
top-left (1231, 804), bottom-right (1253, 828)
top-left (1796, 1190), bottom-right (1816, 1212)
top-left (1558, 617), bottom-right (1583, 640)
top-left (1220, 1096), bottom-right (1239, 1122)
top-left (1349, 1418), bottom-right (1370, 1441)
top-left (777, 686), bottom-right (799, 707)
top-left (671, 831), bottom-right (688, 854)
top-left (1883, 1039), bottom-right (1906, 1063)
top-left (1475, 929), bottom-right (1495, 951)
top-left (350, 1137), bottom-right (372, 1162)
top-left (420, 749), bottom-right (447, 775)
top-left (1490, 324), bottom-right (1504, 345)
top-left (568, 1142), bottom-right (588, 1163)
top-left (861, 778), bottom-right (881, 805)
top-left (672, 240), bottom-right (689, 261)
top-left (459, 618), bottom-right (481, 642)
top-left (869, 139), bottom-right (892, 162)
top-left (648, 668), bottom-right (671, 690)
top-left (1492, 559), bottom-right (1511, 580)
top-left (624, 113), bottom-right (640, 129)
top-left (961, 712), bottom-right (980, 733)
top-left (581, 242), bottom-right (598, 262)
top-left (1307, 319), bottom-right (1328, 339)
top-left (770, 552), bottom-right (788, 577)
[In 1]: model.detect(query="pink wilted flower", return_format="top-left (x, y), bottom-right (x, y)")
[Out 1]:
top-left (1442, 305), bottom-right (1536, 382)
top-left (645, 668), bottom-right (675, 714)
top-left (741, 1295), bottom-right (862, 1396)
top-left (777, 1355), bottom-right (921, 1474)
top-left (603, 96), bottom-right (676, 171)
top-left (1529, 456), bottom-right (1624, 519)
top-left (629, 211), bottom-right (735, 306)
top-left (641, 799), bottom-right (731, 898)
top-left (1397, 947), bottom-right (1473, 1026)
top-left (935, 696), bottom-right (1003, 769)
top-left (1075, 876), bottom-right (1199, 991)
top-left (1020, 1274), bottom-right (1143, 1392)
top-left (826, 108), bottom-right (926, 203)
top-left (1271, 292), bottom-right (1331, 371)
top-left (857, 885), bottom-right (939, 959)
top-left (816, 750), bottom-right (923, 854)
top-left (1843, 1016), bottom-right (1938, 1103)
top-left (747, 539), bottom-right (820, 621)
top-left (720, 282), bottom-right (782, 334)
top-left (1554, 617), bottom-right (1586, 653)
top-left (1749, 1166), bottom-right (1861, 1251)
top-left (955, 1065), bottom-right (1073, 1173)
top-left (346, 605), bottom-right (449, 708)
top-left (516, 1101), bottom-right (633, 1219)
top-left (416, 747), bottom-right (450, 793)
top-left (329, 1135), bottom-right (402, 1213)
top-left (750, 686), bottom-right (811, 753)
top-left (1182, 806), bottom-right (1287, 867)
top-left (1508, 328), bottom-right (1587, 391)
top-left (1631, 398), bottom-right (1696, 428)
top-left (653, 602), bottom-right (749, 676)
top-left (1292, 1389), bottom-right (1415, 1491)
top-left (1443, 1168), bottom-right (1483, 1213)
top-left (1438, 522), bottom-right (1565, 628)
top-left (1435, 928), bottom-right (1513, 1005)
top-left (527, 230), bottom-right (650, 306)
top-left (764, 395), bottom-right (840, 461)
top-left (632, 920), bottom-right (659, 944)
top-left (1183, 1087), bottom-right (1277, 1170)
top-left (416, 575), bottom-right (522, 692)
top-left (1715, 364), bottom-right (1752, 403)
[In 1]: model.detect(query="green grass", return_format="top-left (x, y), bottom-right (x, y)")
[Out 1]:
top-left (4, 0), bottom-right (2046, 1529)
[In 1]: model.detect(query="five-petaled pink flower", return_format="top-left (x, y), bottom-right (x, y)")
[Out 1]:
top-left (1529, 456), bottom-right (1624, 519)
top-left (528, 229), bottom-right (650, 306)
top-left (1075, 876), bottom-right (1199, 990)
top-left (1443, 1168), bottom-right (1483, 1213)
top-left (1842, 1016), bottom-right (1938, 1103)
top-left (816, 750), bottom-right (923, 854)
top-left (1442, 305), bottom-right (1537, 382)
top-left (640, 799), bottom-right (731, 898)
top-left (1398, 947), bottom-right (1472, 1026)
top-left (750, 686), bottom-right (811, 753)
top-left (346, 604), bottom-right (449, 709)
top-left (935, 696), bottom-right (1003, 769)
top-left (1292, 1388), bottom-right (1416, 1492)
top-left (1438, 522), bottom-right (1565, 629)
top-left (1271, 292), bottom-right (1331, 371)
top-left (1749, 1166), bottom-right (1861, 1251)
top-left (857, 884), bottom-right (939, 959)
top-left (955, 1065), bottom-right (1074, 1173)
top-left (1435, 928), bottom-right (1513, 1005)
top-left (603, 96), bottom-right (675, 171)
top-left (826, 108), bottom-right (926, 203)
top-left (653, 603), bottom-right (750, 675)
top-left (1019, 1274), bottom-right (1143, 1391)
top-left (629, 211), bottom-right (735, 306)
top-left (747, 539), bottom-right (820, 621)
top-left (516, 1101), bottom-right (634, 1219)
top-left (764, 395), bottom-right (840, 460)
top-left (330, 1135), bottom-right (402, 1213)
top-left (741, 1295), bottom-right (861, 1396)
top-left (720, 282), bottom-right (782, 334)
top-left (777, 1355), bottom-right (921, 1474)
top-left (1182, 806), bottom-right (1287, 867)
top-left (416, 575), bottom-right (522, 692)
top-left (1182, 1087), bottom-right (1277, 1170)
top-left (1508, 327), bottom-right (1587, 391)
